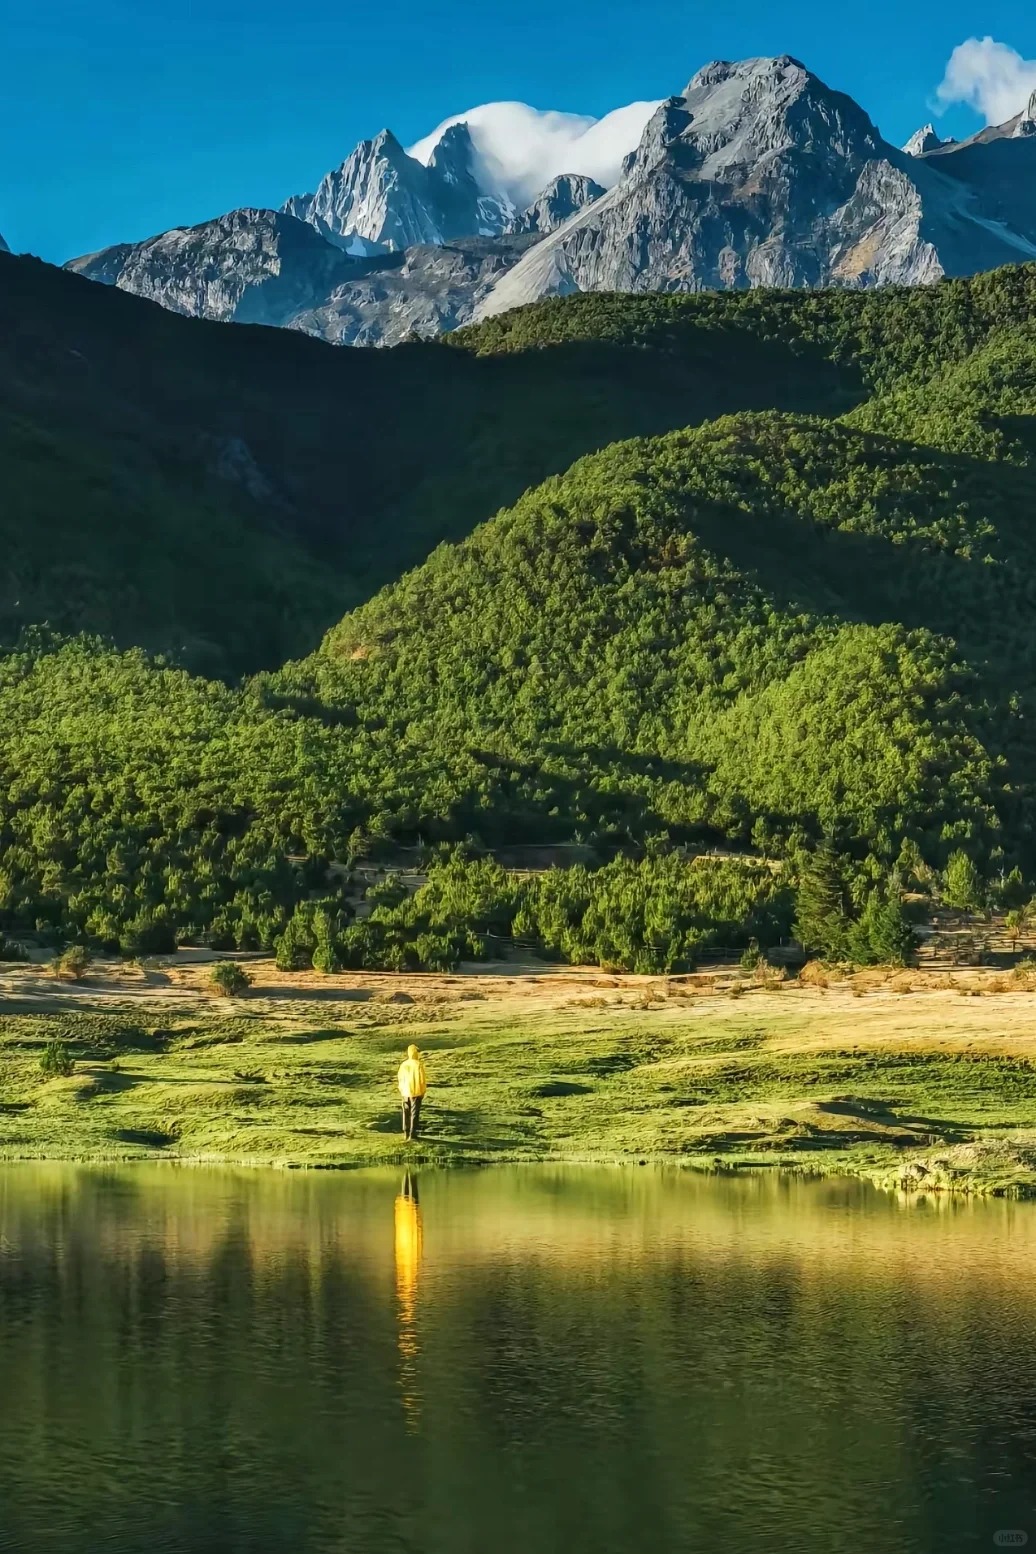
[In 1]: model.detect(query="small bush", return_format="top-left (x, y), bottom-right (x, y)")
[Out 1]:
top-left (209, 961), bottom-right (252, 998)
top-left (0, 935), bottom-right (29, 962)
top-left (39, 1040), bottom-right (75, 1079)
top-left (51, 945), bottom-right (91, 982)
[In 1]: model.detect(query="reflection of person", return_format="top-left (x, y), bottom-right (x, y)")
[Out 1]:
top-left (397, 1044), bottom-right (428, 1141)
top-left (394, 1171), bottom-right (422, 1428)
top-left (394, 1171), bottom-right (422, 1312)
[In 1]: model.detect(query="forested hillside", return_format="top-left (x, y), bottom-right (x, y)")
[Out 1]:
top-left (5, 256), bottom-right (1036, 968)
top-left (0, 253), bottom-right (858, 674)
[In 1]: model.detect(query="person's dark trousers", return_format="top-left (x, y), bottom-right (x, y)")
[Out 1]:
top-left (401, 1096), bottom-right (423, 1140)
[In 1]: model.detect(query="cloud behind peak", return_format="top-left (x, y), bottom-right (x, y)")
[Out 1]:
top-left (937, 37), bottom-right (1036, 126)
top-left (408, 99), bottom-right (660, 207)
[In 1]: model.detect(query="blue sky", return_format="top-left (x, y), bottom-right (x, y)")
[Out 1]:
top-left (3, 0), bottom-right (1036, 262)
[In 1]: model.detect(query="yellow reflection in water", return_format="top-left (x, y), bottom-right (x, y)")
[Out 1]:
top-left (394, 1171), bottom-right (423, 1428)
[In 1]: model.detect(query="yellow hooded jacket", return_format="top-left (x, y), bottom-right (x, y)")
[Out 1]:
top-left (397, 1045), bottom-right (428, 1099)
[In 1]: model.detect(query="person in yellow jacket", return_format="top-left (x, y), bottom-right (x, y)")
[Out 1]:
top-left (397, 1044), bottom-right (428, 1141)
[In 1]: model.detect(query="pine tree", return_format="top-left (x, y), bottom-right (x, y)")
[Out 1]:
top-left (794, 838), bottom-right (848, 959)
top-left (275, 912), bottom-right (316, 972)
top-left (943, 850), bottom-right (984, 912)
top-left (311, 909), bottom-right (343, 974)
top-left (894, 836), bottom-right (927, 891)
top-left (1000, 866), bottom-right (1027, 910)
top-left (848, 886), bottom-right (915, 966)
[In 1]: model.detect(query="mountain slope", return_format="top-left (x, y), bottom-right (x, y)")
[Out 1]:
top-left (286, 235), bottom-right (540, 346)
top-left (66, 211), bottom-right (539, 346)
top-left (5, 263), bottom-right (1036, 954)
top-left (0, 249), bottom-right (866, 670)
top-left (280, 413), bottom-right (1024, 852)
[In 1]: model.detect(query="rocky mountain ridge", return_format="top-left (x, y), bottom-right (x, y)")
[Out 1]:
top-left (63, 56), bottom-right (1036, 345)
top-left (473, 57), bottom-right (1036, 321)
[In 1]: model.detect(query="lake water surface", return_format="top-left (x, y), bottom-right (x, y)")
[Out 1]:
top-left (2, 1164), bottom-right (1036, 1553)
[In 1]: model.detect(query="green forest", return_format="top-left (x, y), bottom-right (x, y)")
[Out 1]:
top-left (6, 253), bottom-right (1036, 970)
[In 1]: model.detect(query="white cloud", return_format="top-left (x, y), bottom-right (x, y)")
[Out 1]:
top-left (408, 99), bottom-right (660, 206)
top-left (936, 36), bottom-right (1036, 126)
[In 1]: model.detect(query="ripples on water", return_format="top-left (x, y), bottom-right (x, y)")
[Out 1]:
top-left (1, 1165), bottom-right (1036, 1553)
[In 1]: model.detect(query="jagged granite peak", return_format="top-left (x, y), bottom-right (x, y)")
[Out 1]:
top-left (903, 124), bottom-right (952, 156)
top-left (284, 130), bottom-right (447, 250)
top-left (622, 97), bottom-right (694, 178)
top-left (947, 88), bottom-right (1036, 151)
top-left (508, 174), bottom-right (605, 235)
top-left (283, 120), bottom-right (508, 252)
top-left (473, 54), bottom-right (1036, 320)
top-left (425, 122), bottom-right (512, 234)
top-left (65, 207), bottom-right (376, 326)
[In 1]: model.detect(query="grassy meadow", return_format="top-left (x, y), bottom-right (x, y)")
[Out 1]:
top-left (4, 956), bottom-right (1036, 1196)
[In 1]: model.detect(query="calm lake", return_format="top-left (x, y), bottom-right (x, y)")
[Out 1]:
top-left (2, 1165), bottom-right (1036, 1554)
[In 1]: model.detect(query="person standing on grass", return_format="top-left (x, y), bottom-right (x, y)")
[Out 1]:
top-left (398, 1044), bottom-right (428, 1141)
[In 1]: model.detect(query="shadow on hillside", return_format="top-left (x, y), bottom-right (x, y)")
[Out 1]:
top-left (0, 252), bottom-right (872, 673)
top-left (681, 433), bottom-right (1036, 679)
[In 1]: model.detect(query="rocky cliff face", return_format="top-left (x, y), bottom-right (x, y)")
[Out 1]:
top-left (65, 56), bottom-right (1036, 345)
top-left (66, 208), bottom-right (374, 325)
top-left (0, 233), bottom-right (9, 254)
top-left (474, 56), bottom-right (1036, 321)
top-left (290, 235), bottom-right (539, 346)
top-left (507, 175), bottom-right (605, 235)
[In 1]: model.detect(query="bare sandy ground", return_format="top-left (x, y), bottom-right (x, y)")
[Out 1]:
top-left (5, 951), bottom-right (1036, 1061)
